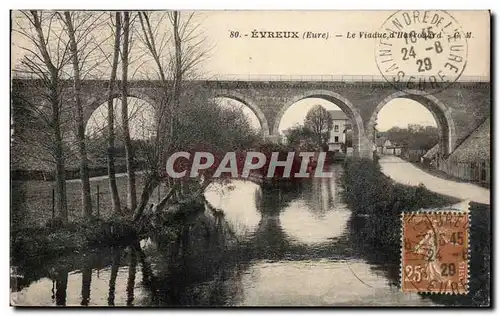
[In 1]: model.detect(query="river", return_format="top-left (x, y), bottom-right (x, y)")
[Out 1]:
top-left (11, 164), bottom-right (438, 307)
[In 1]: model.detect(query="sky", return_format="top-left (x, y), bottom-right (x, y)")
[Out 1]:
top-left (11, 11), bottom-right (490, 78)
top-left (12, 10), bottom-right (489, 136)
top-left (195, 11), bottom-right (489, 78)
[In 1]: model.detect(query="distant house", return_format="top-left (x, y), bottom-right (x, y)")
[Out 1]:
top-left (375, 137), bottom-right (390, 153)
top-left (375, 136), bottom-right (403, 156)
top-left (327, 110), bottom-right (351, 152)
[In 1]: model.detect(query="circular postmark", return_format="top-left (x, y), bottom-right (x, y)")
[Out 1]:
top-left (375, 10), bottom-right (468, 95)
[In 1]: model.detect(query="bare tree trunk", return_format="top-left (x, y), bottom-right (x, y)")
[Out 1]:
top-left (136, 12), bottom-right (174, 210)
top-left (30, 11), bottom-right (68, 222)
top-left (107, 12), bottom-right (122, 214)
top-left (134, 11), bottom-right (207, 217)
top-left (172, 11), bottom-right (182, 143)
top-left (171, 12), bottom-right (182, 201)
top-left (132, 174), bottom-right (159, 222)
top-left (121, 11), bottom-right (137, 211)
top-left (63, 11), bottom-right (93, 217)
top-left (53, 114), bottom-right (68, 221)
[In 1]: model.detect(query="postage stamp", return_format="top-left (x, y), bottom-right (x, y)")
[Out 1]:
top-left (401, 206), bottom-right (470, 295)
top-left (375, 10), bottom-right (469, 94)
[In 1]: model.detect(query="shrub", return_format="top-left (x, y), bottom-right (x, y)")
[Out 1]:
top-left (11, 215), bottom-right (138, 264)
top-left (342, 158), bottom-right (460, 248)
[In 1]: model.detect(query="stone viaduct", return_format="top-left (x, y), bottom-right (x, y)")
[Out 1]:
top-left (12, 78), bottom-right (490, 159)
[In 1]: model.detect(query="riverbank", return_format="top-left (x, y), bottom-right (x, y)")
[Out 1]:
top-left (11, 199), bottom-right (242, 306)
top-left (341, 158), bottom-right (491, 307)
top-left (11, 216), bottom-right (137, 267)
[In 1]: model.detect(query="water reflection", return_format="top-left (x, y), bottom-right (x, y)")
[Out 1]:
top-left (126, 249), bottom-right (137, 306)
top-left (80, 265), bottom-right (92, 306)
top-left (54, 270), bottom-right (68, 306)
top-left (107, 248), bottom-right (120, 306)
top-left (280, 165), bottom-right (351, 244)
top-left (11, 163), bottom-right (437, 306)
top-left (12, 247), bottom-right (149, 306)
top-left (234, 260), bottom-right (431, 306)
top-left (280, 201), bottom-right (351, 244)
top-left (205, 181), bottom-right (261, 236)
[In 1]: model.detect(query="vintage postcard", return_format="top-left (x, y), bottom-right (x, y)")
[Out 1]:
top-left (10, 10), bottom-right (491, 307)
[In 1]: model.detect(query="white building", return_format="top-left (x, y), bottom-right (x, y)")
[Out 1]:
top-left (327, 110), bottom-right (351, 152)
top-left (375, 136), bottom-right (403, 156)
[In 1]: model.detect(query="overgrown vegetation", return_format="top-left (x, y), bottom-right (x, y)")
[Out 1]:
top-left (283, 125), bottom-right (318, 150)
top-left (284, 105), bottom-right (334, 151)
top-left (381, 124), bottom-right (438, 151)
top-left (304, 105), bottom-right (333, 146)
top-left (11, 216), bottom-right (137, 266)
top-left (342, 158), bottom-right (458, 252)
top-left (341, 158), bottom-right (491, 306)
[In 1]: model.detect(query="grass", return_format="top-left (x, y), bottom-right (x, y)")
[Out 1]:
top-left (11, 173), bottom-right (168, 228)
top-left (10, 172), bottom-right (181, 266)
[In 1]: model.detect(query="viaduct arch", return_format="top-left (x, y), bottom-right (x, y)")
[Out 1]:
top-left (83, 92), bottom-right (159, 131)
top-left (211, 91), bottom-right (270, 138)
top-left (84, 90), bottom-right (272, 139)
top-left (11, 78), bottom-right (490, 160)
top-left (273, 90), bottom-right (366, 157)
top-left (366, 91), bottom-right (457, 156)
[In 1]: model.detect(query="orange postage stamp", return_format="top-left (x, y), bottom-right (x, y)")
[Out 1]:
top-left (401, 208), bottom-right (470, 295)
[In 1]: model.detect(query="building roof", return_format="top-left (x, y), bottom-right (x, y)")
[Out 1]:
top-left (423, 144), bottom-right (439, 159)
top-left (448, 118), bottom-right (490, 162)
top-left (375, 136), bottom-right (387, 147)
top-left (328, 110), bottom-right (349, 120)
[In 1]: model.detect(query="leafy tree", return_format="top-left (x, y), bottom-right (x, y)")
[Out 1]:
top-left (385, 125), bottom-right (438, 151)
top-left (304, 105), bottom-right (333, 146)
top-left (283, 125), bottom-right (317, 150)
